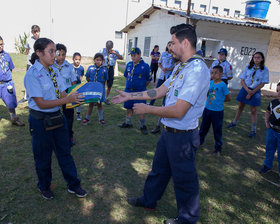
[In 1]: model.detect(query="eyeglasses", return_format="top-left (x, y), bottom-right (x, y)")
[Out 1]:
top-left (44, 49), bottom-right (56, 55)
top-left (253, 56), bottom-right (262, 59)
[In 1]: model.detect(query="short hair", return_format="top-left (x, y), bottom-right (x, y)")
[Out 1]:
top-left (56, 43), bottom-right (67, 53)
top-left (94, 53), bottom-right (104, 61)
top-left (0, 36), bottom-right (3, 41)
top-left (73, 52), bottom-right (81, 59)
top-left (277, 82), bottom-right (280, 87)
top-left (31, 25), bottom-right (40, 33)
top-left (106, 40), bottom-right (113, 49)
top-left (170, 23), bottom-right (197, 48)
top-left (212, 65), bottom-right (223, 74)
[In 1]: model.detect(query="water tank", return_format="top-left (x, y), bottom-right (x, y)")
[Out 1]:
top-left (245, 0), bottom-right (271, 19)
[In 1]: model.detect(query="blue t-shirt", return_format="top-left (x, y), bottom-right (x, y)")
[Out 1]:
top-left (73, 65), bottom-right (84, 84)
top-left (124, 59), bottom-right (152, 91)
top-left (85, 65), bottom-right (108, 83)
top-left (205, 80), bottom-right (230, 111)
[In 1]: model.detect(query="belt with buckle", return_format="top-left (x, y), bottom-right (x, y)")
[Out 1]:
top-left (270, 123), bottom-right (280, 133)
top-left (163, 125), bottom-right (197, 133)
top-left (0, 79), bottom-right (11, 84)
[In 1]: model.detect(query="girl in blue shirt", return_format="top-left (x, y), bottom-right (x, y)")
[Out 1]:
top-left (82, 53), bottom-right (108, 125)
top-left (228, 52), bottom-right (269, 137)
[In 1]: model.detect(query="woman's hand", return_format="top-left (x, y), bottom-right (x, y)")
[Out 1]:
top-left (66, 92), bottom-right (84, 104)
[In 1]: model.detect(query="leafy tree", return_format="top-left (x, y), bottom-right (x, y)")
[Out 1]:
top-left (14, 32), bottom-right (29, 54)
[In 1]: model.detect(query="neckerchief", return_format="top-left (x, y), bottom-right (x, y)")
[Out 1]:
top-left (106, 50), bottom-right (111, 68)
top-left (168, 53), bottom-right (204, 90)
top-left (0, 52), bottom-right (7, 74)
top-left (49, 67), bottom-right (60, 99)
top-left (251, 66), bottom-right (259, 85)
top-left (128, 59), bottom-right (143, 81)
top-left (94, 65), bottom-right (102, 82)
top-left (54, 63), bottom-right (62, 72)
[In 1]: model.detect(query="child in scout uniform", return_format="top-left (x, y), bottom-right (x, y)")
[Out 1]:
top-left (227, 52), bottom-right (269, 138)
top-left (55, 43), bottom-right (77, 146)
top-left (82, 53), bottom-right (108, 125)
top-left (118, 47), bottom-right (152, 135)
top-left (101, 40), bottom-right (123, 105)
top-left (0, 36), bottom-right (24, 126)
top-left (199, 65), bottom-right (231, 156)
top-left (24, 37), bottom-right (87, 199)
top-left (210, 48), bottom-right (233, 85)
top-left (259, 82), bottom-right (280, 177)
top-left (72, 52), bottom-right (84, 120)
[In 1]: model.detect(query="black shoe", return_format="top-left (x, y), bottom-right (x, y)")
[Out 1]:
top-left (118, 122), bottom-right (133, 128)
top-left (140, 125), bottom-right (148, 135)
top-left (213, 150), bottom-right (221, 156)
top-left (248, 131), bottom-right (256, 138)
top-left (151, 125), bottom-right (160, 134)
top-left (68, 186), bottom-right (87, 198)
top-left (164, 218), bottom-right (183, 224)
top-left (127, 197), bottom-right (155, 211)
top-left (39, 189), bottom-right (54, 199)
top-left (259, 165), bottom-right (272, 174)
top-left (18, 98), bottom-right (28, 104)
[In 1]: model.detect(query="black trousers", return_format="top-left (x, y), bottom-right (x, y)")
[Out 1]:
top-left (150, 63), bottom-right (159, 83)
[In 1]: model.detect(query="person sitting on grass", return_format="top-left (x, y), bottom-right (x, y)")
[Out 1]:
top-left (82, 53), bottom-right (108, 125)
top-left (199, 65), bottom-right (231, 156)
top-left (259, 82), bottom-right (280, 178)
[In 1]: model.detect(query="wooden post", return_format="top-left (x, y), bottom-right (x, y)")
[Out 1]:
top-left (186, 0), bottom-right (192, 24)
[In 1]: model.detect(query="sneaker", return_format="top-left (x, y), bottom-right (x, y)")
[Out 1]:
top-left (248, 131), bottom-right (256, 138)
top-left (11, 117), bottom-right (25, 126)
top-left (164, 218), bottom-right (183, 224)
top-left (140, 125), bottom-right (148, 135)
top-left (18, 98), bottom-right (28, 104)
top-left (76, 113), bottom-right (82, 121)
top-left (127, 197), bottom-right (155, 211)
top-left (39, 189), bottom-right (54, 199)
top-left (68, 186), bottom-right (87, 198)
top-left (118, 122), bottom-right (133, 128)
top-left (105, 99), bottom-right (110, 105)
top-left (82, 118), bottom-right (90, 126)
top-left (99, 119), bottom-right (105, 124)
top-left (151, 125), bottom-right (160, 134)
top-left (213, 150), bottom-right (221, 156)
top-left (259, 165), bottom-right (272, 174)
top-left (227, 122), bottom-right (236, 128)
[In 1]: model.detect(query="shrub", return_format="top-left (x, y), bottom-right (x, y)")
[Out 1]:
top-left (14, 32), bottom-right (29, 54)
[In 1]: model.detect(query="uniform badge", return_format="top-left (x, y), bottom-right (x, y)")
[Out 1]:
top-left (141, 66), bottom-right (144, 70)
top-left (276, 108), bottom-right (280, 114)
top-left (179, 74), bottom-right (183, 79)
top-left (139, 74), bottom-right (142, 78)
top-left (174, 89), bottom-right (178, 97)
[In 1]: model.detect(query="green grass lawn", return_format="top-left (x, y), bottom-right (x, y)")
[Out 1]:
top-left (0, 54), bottom-right (279, 224)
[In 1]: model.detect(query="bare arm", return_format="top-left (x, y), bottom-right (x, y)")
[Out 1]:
top-left (252, 83), bottom-right (265, 94)
top-left (225, 94), bottom-right (231, 102)
top-left (133, 99), bottom-right (191, 118)
top-left (265, 110), bottom-right (270, 129)
top-left (112, 50), bottom-right (123, 60)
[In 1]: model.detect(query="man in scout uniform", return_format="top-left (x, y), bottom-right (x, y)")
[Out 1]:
top-left (118, 47), bottom-right (152, 135)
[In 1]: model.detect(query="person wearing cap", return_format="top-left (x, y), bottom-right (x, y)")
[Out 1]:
top-left (112, 24), bottom-right (210, 224)
top-left (118, 47), bottom-right (152, 135)
top-left (101, 40), bottom-right (123, 105)
top-left (210, 48), bottom-right (233, 85)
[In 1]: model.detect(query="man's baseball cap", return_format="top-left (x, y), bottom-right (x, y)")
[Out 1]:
top-left (129, 47), bottom-right (141, 55)
top-left (218, 48), bottom-right (228, 56)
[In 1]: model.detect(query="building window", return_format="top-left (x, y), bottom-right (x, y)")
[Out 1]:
top-left (212, 6), bottom-right (218, 14)
top-left (115, 31), bottom-right (122, 39)
top-left (131, 0), bottom-right (140, 2)
top-left (200, 4), bottom-right (207, 12)
top-left (190, 3), bottom-right (194, 10)
top-left (128, 39), bottom-right (133, 52)
top-left (234, 10), bottom-right (241, 17)
top-left (144, 37), bottom-right (151, 57)
top-left (175, 0), bottom-right (181, 8)
top-left (224, 8), bottom-right (230, 16)
top-left (134, 37), bottom-right (138, 47)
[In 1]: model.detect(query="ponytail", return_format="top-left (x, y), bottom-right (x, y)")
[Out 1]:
top-left (30, 52), bottom-right (39, 65)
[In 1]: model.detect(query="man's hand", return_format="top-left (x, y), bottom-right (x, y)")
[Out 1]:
top-left (133, 103), bottom-right (149, 115)
top-left (111, 90), bottom-right (130, 104)
top-left (67, 92), bottom-right (84, 104)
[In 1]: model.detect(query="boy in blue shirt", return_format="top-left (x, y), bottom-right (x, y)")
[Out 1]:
top-left (118, 47), bottom-right (152, 135)
top-left (199, 65), bottom-right (231, 155)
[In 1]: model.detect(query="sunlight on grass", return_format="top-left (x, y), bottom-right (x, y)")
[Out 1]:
top-left (94, 157), bottom-right (105, 169)
top-left (200, 180), bottom-right (209, 190)
top-left (110, 202), bottom-right (128, 223)
top-left (81, 198), bottom-right (95, 216)
top-left (131, 158), bottom-right (150, 175)
top-left (113, 184), bottom-right (127, 197)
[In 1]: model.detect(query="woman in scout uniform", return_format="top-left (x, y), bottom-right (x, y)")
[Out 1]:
top-left (227, 52), bottom-right (269, 137)
top-left (24, 38), bottom-right (87, 199)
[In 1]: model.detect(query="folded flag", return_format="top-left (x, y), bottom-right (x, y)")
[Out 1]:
top-left (66, 82), bottom-right (103, 109)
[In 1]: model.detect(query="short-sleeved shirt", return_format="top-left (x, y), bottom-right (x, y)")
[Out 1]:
top-left (24, 60), bottom-right (66, 112)
top-left (158, 51), bottom-right (174, 80)
top-left (267, 99), bottom-right (280, 126)
top-left (54, 60), bottom-right (76, 89)
top-left (124, 59), bottom-right (152, 91)
top-left (25, 36), bottom-right (36, 66)
top-left (239, 65), bottom-right (269, 89)
top-left (0, 50), bottom-right (15, 81)
top-left (150, 51), bottom-right (161, 64)
top-left (73, 65), bottom-right (84, 84)
top-left (205, 80), bottom-right (230, 111)
top-left (101, 48), bottom-right (120, 67)
top-left (162, 57), bottom-right (210, 130)
top-left (210, 59), bottom-right (233, 80)
top-left (85, 65), bottom-right (108, 83)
